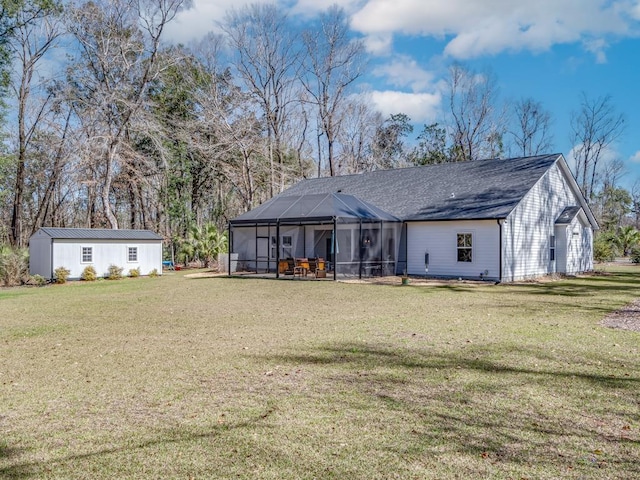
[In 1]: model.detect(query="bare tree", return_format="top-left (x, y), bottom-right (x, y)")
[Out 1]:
top-left (302, 5), bottom-right (365, 177)
top-left (446, 64), bottom-right (505, 162)
top-left (8, 0), bottom-right (61, 247)
top-left (570, 93), bottom-right (625, 202)
top-left (66, 0), bottom-right (188, 229)
top-left (221, 3), bottom-right (301, 196)
top-left (335, 97), bottom-right (381, 174)
top-left (509, 97), bottom-right (554, 157)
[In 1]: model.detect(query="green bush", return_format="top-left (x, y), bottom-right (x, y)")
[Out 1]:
top-left (29, 274), bottom-right (47, 286)
top-left (149, 268), bottom-right (159, 278)
top-left (54, 267), bottom-right (71, 284)
top-left (128, 267), bottom-right (140, 278)
top-left (81, 265), bottom-right (97, 281)
top-left (631, 247), bottom-right (640, 264)
top-left (107, 264), bottom-right (123, 280)
top-left (593, 234), bottom-right (616, 263)
top-left (0, 245), bottom-right (29, 286)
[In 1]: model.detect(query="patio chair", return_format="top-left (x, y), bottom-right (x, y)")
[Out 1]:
top-left (294, 258), bottom-right (308, 277)
top-left (308, 258), bottom-right (317, 277)
top-left (283, 258), bottom-right (295, 275)
top-left (315, 257), bottom-right (327, 278)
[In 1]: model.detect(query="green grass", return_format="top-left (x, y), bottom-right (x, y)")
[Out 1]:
top-left (1, 267), bottom-right (638, 479)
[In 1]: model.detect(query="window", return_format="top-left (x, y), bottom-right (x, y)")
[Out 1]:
top-left (81, 246), bottom-right (92, 263)
top-left (282, 235), bottom-right (292, 247)
top-left (550, 235), bottom-right (555, 261)
top-left (128, 246), bottom-right (138, 262)
top-left (457, 233), bottom-right (472, 262)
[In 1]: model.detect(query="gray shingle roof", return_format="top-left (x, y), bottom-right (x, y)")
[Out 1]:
top-left (279, 154), bottom-right (563, 221)
top-left (231, 192), bottom-right (400, 224)
top-left (555, 206), bottom-right (581, 224)
top-left (36, 227), bottom-right (163, 241)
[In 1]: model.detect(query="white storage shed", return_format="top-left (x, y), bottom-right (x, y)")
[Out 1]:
top-left (29, 227), bottom-right (163, 280)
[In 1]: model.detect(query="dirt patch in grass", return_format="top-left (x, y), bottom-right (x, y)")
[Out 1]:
top-left (601, 298), bottom-right (640, 332)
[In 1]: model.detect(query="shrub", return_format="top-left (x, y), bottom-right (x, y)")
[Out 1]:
top-left (0, 245), bottom-right (29, 286)
top-left (149, 268), bottom-right (159, 278)
top-left (54, 267), bottom-right (71, 284)
top-left (81, 265), bottom-right (97, 281)
top-left (29, 274), bottom-right (47, 286)
top-left (128, 267), bottom-right (140, 278)
top-left (107, 264), bottom-right (123, 280)
top-left (593, 234), bottom-right (616, 263)
top-left (631, 247), bottom-right (640, 264)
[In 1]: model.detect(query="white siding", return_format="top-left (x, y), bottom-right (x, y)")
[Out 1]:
top-left (407, 220), bottom-right (500, 280)
top-left (502, 162), bottom-right (591, 281)
top-left (51, 240), bottom-right (162, 279)
top-left (565, 216), bottom-right (593, 274)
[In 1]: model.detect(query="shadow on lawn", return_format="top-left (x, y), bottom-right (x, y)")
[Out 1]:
top-left (266, 341), bottom-right (639, 389)
top-left (256, 340), bottom-right (640, 475)
top-left (0, 408), bottom-right (276, 479)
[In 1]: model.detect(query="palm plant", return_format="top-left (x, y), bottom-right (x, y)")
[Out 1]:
top-left (614, 225), bottom-right (640, 257)
top-left (186, 223), bottom-right (228, 267)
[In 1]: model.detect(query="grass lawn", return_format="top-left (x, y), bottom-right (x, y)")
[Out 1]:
top-left (1, 267), bottom-right (639, 479)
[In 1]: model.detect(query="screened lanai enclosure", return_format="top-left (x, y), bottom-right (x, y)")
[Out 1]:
top-left (229, 193), bottom-right (402, 279)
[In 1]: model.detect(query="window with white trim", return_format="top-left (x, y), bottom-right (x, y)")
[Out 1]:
top-left (550, 235), bottom-right (555, 261)
top-left (457, 233), bottom-right (472, 262)
top-left (128, 246), bottom-right (138, 262)
top-left (81, 246), bottom-right (92, 263)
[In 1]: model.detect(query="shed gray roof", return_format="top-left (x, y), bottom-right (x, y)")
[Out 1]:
top-left (35, 227), bottom-right (163, 241)
top-left (231, 192), bottom-right (400, 225)
top-left (279, 154), bottom-right (563, 221)
top-left (555, 206), bottom-right (581, 224)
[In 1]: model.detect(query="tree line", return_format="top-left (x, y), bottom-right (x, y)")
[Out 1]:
top-left (0, 0), bottom-right (635, 256)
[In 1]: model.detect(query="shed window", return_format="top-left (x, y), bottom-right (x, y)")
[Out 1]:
top-left (128, 247), bottom-right (138, 262)
top-left (81, 247), bottom-right (92, 263)
top-left (550, 235), bottom-right (556, 261)
top-left (457, 233), bottom-right (472, 262)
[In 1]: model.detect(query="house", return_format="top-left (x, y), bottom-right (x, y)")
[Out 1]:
top-left (228, 154), bottom-right (598, 282)
top-left (29, 227), bottom-right (164, 280)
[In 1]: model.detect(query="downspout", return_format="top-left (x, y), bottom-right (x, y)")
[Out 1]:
top-left (254, 224), bottom-right (258, 273)
top-left (227, 223), bottom-right (231, 277)
top-left (333, 218), bottom-right (337, 281)
top-left (379, 220), bottom-right (383, 276)
top-left (404, 222), bottom-right (408, 275)
top-left (50, 238), bottom-right (54, 280)
top-left (276, 221), bottom-right (280, 279)
top-left (497, 219), bottom-right (503, 283)
top-left (358, 219), bottom-right (362, 279)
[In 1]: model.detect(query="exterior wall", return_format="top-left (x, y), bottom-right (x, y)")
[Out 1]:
top-left (406, 220), bottom-right (500, 280)
top-left (564, 217), bottom-right (593, 274)
top-left (51, 239), bottom-right (162, 279)
top-left (29, 232), bottom-right (52, 278)
top-left (502, 162), bottom-right (590, 282)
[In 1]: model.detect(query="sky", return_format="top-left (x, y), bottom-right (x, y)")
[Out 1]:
top-left (164, 0), bottom-right (640, 188)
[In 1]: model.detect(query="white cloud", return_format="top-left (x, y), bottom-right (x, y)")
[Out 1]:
top-left (372, 55), bottom-right (436, 92)
top-left (164, 0), bottom-right (231, 44)
top-left (290, 0), bottom-right (363, 18)
top-left (630, 151), bottom-right (640, 163)
top-left (362, 34), bottom-right (393, 55)
top-left (164, 0), bottom-right (363, 45)
top-left (366, 90), bottom-right (441, 124)
top-left (350, 0), bottom-right (640, 60)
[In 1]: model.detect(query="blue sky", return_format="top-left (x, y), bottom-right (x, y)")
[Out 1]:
top-left (166, 0), bottom-right (640, 188)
